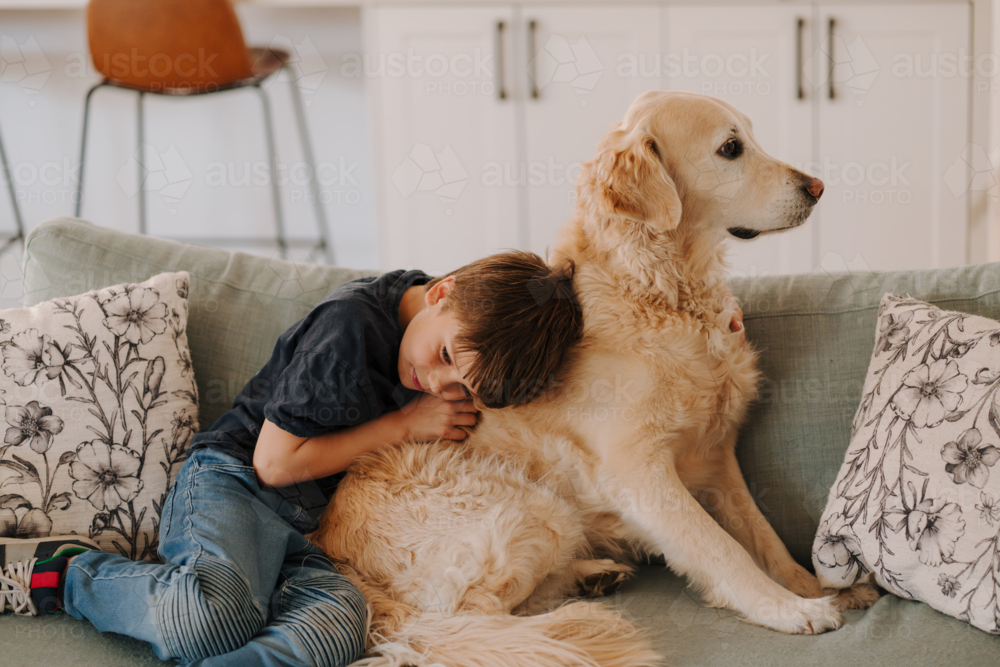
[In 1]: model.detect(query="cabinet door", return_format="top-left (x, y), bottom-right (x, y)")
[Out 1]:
top-left (666, 6), bottom-right (815, 278)
top-left (521, 5), bottom-right (662, 257)
top-left (368, 7), bottom-right (520, 274)
top-left (816, 3), bottom-right (970, 271)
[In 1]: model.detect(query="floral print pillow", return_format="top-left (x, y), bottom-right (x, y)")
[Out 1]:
top-left (0, 272), bottom-right (198, 562)
top-left (813, 294), bottom-right (1000, 634)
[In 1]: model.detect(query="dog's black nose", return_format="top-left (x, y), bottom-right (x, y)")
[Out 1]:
top-left (806, 177), bottom-right (824, 200)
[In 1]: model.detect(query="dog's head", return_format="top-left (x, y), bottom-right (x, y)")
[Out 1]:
top-left (589, 91), bottom-right (823, 240)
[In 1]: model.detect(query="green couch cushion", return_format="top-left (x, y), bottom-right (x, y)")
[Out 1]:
top-left (729, 263), bottom-right (1000, 567)
top-left (22, 218), bottom-right (377, 428)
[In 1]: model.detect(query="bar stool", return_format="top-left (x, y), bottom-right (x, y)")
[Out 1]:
top-left (74, 0), bottom-right (334, 263)
top-left (0, 118), bottom-right (26, 253)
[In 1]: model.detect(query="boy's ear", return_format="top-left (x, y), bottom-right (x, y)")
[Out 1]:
top-left (425, 276), bottom-right (455, 306)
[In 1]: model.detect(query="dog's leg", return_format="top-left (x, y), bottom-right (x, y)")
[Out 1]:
top-left (513, 559), bottom-right (632, 614)
top-left (604, 450), bottom-right (842, 634)
top-left (694, 445), bottom-right (826, 599)
top-left (698, 447), bottom-right (882, 611)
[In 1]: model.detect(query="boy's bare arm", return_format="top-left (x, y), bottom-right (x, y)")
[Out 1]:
top-left (253, 394), bottom-right (478, 487)
top-left (253, 413), bottom-right (405, 487)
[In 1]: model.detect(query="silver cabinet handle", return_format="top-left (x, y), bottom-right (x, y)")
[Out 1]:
top-left (528, 19), bottom-right (539, 99)
top-left (496, 21), bottom-right (507, 100)
top-left (796, 18), bottom-right (805, 100)
top-left (828, 17), bottom-right (836, 100)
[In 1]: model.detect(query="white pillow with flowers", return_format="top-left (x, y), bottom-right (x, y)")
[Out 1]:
top-left (813, 293), bottom-right (1000, 634)
top-left (0, 271), bottom-right (198, 562)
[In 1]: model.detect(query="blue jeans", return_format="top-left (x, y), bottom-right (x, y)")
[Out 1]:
top-left (62, 447), bottom-right (366, 667)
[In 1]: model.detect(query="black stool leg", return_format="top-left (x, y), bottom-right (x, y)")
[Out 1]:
top-left (287, 71), bottom-right (334, 264)
top-left (75, 81), bottom-right (107, 219)
top-left (0, 118), bottom-right (25, 253)
top-left (255, 83), bottom-right (287, 256)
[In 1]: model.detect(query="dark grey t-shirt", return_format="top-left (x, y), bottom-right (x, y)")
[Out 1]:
top-left (187, 269), bottom-right (431, 519)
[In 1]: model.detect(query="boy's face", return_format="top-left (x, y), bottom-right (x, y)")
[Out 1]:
top-left (398, 278), bottom-right (477, 401)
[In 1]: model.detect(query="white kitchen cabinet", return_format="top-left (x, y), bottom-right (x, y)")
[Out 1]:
top-left (815, 3), bottom-right (970, 272)
top-left (367, 2), bottom-right (975, 275)
top-left (665, 5), bottom-right (815, 278)
top-left (520, 6), bottom-right (662, 256)
top-left (366, 6), bottom-right (520, 275)
top-left (368, 4), bottom-right (660, 269)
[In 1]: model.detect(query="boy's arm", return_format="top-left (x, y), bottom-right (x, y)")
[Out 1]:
top-left (253, 413), bottom-right (405, 487)
top-left (253, 394), bottom-right (478, 487)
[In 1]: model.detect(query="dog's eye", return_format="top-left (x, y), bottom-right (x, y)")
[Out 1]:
top-left (646, 139), bottom-right (660, 157)
top-left (717, 139), bottom-right (743, 160)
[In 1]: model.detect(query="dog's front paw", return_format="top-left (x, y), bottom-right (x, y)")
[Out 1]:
top-left (750, 593), bottom-right (842, 635)
top-left (789, 595), bottom-right (842, 635)
top-left (825, 583), bottom-right (882, 611)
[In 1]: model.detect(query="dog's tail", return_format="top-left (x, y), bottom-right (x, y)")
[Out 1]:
top-left (352, 600), bottom-right (663, 667)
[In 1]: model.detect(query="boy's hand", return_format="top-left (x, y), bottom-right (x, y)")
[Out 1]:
top-left (398, 394), bottom-right (479, 442)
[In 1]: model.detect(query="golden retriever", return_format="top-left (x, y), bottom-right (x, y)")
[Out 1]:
top-left (310, 91), bottom-right (875, 667)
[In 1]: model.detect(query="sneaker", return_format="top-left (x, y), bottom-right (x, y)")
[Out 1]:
top-left (1, 535), bottom-right (100, 616)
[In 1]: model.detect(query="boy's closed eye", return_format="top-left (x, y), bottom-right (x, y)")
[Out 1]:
top-left (440, 345), bottom-right (473, 398)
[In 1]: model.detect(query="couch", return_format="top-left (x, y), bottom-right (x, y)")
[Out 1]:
top-left (1, 217), bottom-right (998, 666)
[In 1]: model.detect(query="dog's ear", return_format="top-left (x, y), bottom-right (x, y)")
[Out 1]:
top-left (593, 128), bottom-right (682, 230)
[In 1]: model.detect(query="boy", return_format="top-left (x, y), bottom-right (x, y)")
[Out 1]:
top-left (0, 251), bottom-right (582, 667)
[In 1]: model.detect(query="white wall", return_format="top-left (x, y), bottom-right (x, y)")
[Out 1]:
top-left (0, 6), bottom-right (377, 280)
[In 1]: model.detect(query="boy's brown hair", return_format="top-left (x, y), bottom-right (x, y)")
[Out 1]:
top-left (429, 251), bottom-right (582, 409)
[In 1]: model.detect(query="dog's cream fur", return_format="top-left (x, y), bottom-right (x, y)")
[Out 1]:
top-left (311, 91), bottom-right (874, 666)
